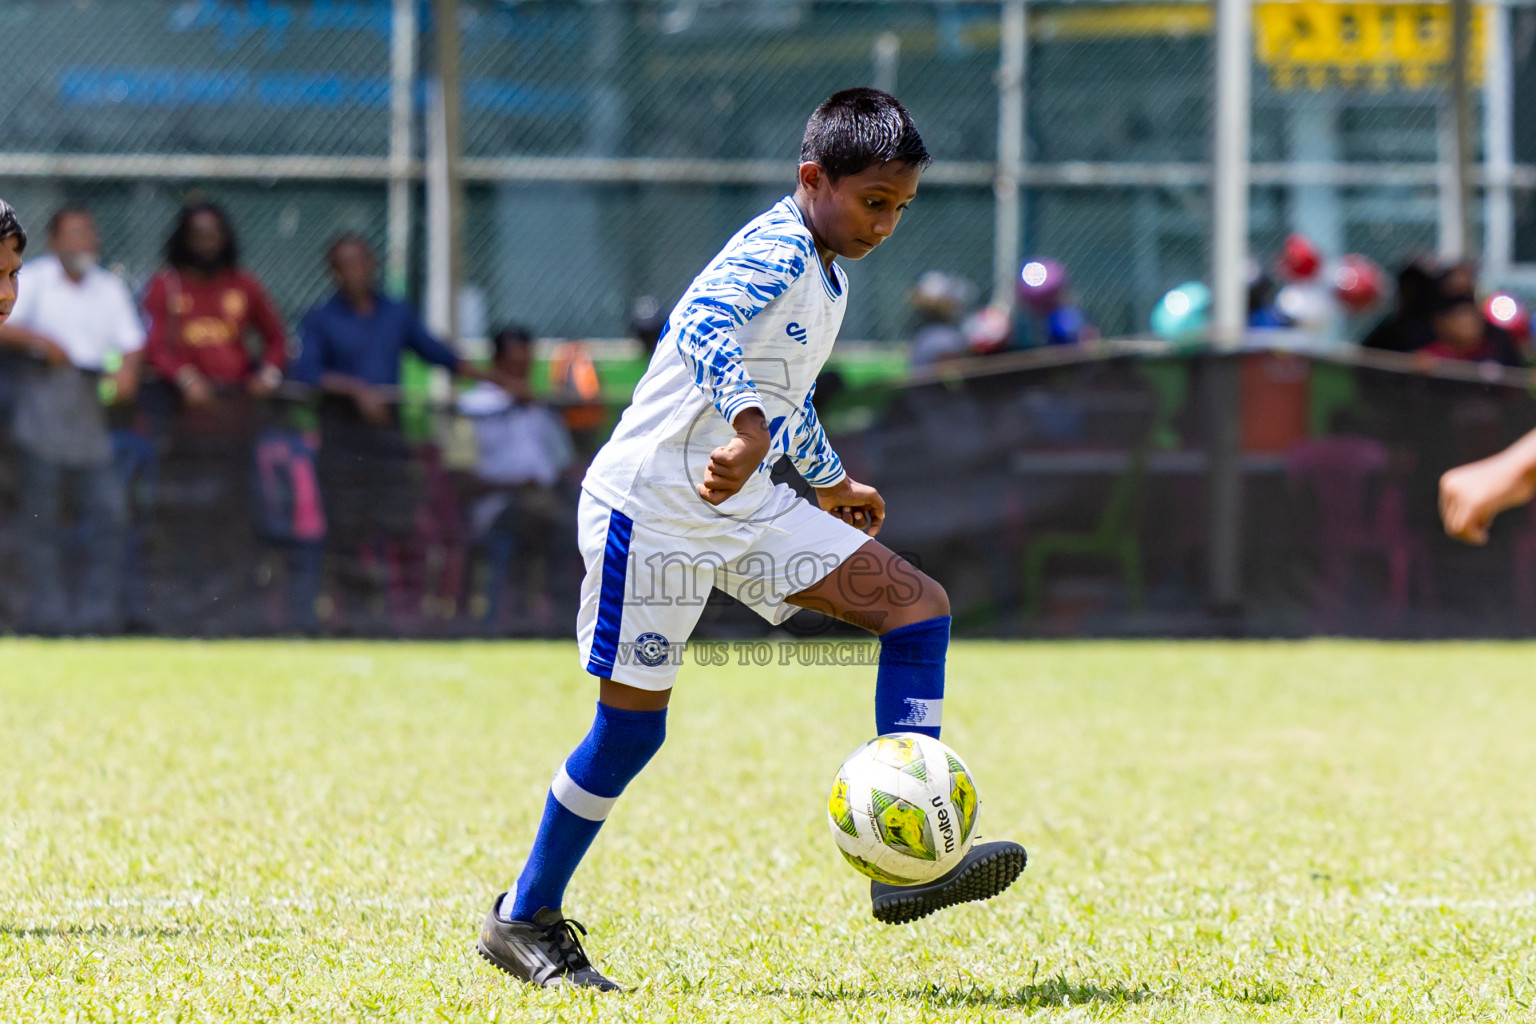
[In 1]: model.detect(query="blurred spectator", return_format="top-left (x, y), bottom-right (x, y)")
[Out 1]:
top-left (136, 203), bottom-right (288, 628)
top-left (1247, 265), bottom-right (1290, 329)
top-left (1043, 304), bottom-right (1098, 346)
top-left (457, 326), bottom-right (579, 630)
top-left (1440, 260), bottom-right (1524, 365)
top-left (962, 304), bottom-right (1015, 356)
top-left (1440, 259), bottom-right (1478, 304)
top-left (1419, 294), bottom-right (1525, 367)
top-left (292, 235), bottom-right (485, 417)
top-left (1361, 258), bottom-right (1440, 354)
top-left (0, 205), bottom-right (143, 633)
top-left (143, 203), bottom-right (287, 412)
top-left (629, 296), bottom-right (667, 362)
top-left (291, 234), bottom-right (489, 627)
top-left (907, 271), bottom-right (971, 368)
top-left (547, 336), bottom-right (605, 458)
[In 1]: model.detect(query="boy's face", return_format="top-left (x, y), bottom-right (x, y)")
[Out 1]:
top-left (0, 235), bottom-right (22, 325)
top-left (798, 160), bottom-right (921, 260)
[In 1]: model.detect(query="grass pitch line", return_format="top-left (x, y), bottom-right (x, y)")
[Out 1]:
top-left (22, 894), bottom-right (485, 914)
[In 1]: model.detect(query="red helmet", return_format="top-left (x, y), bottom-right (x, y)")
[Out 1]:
top-left (1279, 234), bottom-right (1321, 281)
top-left (1332, 254), bottom-right (1383, 312)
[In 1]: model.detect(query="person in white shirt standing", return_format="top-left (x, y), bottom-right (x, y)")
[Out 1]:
top-left (0, 205), bottom-right (145, 633)
top-left (457, 325), bottom-right (579, 630)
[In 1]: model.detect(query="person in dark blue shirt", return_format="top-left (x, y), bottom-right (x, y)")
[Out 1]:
top-left (292, 235), bottom-right (492, 630)
top-left (292, 235), bottom-right (485, 423)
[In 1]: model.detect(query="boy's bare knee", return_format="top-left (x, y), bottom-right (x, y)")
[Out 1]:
top-left (924, 579), bottom-right (951, 620)
top-left (881, 573), bottom-right (949, 632)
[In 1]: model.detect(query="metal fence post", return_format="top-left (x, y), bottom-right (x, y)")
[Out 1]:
top-left (1207, 0), bottom-right (1252, 613)
top-left (1441, 0), bottom-right (1475, 261)
top-left (992, 0), bottom-right (1026, 310)
top-left (1484, 0), bottom-right (1512, 281)
top-left (427, 0), bottom-right (463, 343)
top-left (388, 0), bottom-right (417, 300)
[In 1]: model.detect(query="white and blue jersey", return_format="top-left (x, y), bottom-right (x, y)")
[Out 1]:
top-left (582, 196), bottom-right (849, 533)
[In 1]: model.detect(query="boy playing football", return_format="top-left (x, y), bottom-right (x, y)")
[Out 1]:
top-left (476, 89), bottom-right (1027, 990)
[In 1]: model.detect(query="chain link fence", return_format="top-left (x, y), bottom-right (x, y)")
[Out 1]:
top-left (0, 0), bottom-right (1517, 344)
top-left (1, 0), bottom-right (1535, 641)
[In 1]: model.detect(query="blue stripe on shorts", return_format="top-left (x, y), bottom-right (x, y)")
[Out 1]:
top-left (585, 508), bottom-right (634, 676)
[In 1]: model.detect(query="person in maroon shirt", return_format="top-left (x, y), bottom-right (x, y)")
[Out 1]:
top-left (137, 203), bottom-right (290, 630)
top-left (143, 203), bottom-right (288, 408)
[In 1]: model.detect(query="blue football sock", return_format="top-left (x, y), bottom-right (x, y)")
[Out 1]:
top-left (504, 702), bottom-right (666, 921)
top-left (875, 615), bottom-right (949, 739)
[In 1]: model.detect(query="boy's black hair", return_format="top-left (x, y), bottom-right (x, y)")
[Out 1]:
top-left (166, 201), bottom-right (239, 272)
top-left (47, 204), bottom-right (94, 238)
top-left (492, 324), bottom-right (535, 359)
top-left (0, 198), bottom-right (28, 254)
top-left (800, 88), bottom-right (931, 181)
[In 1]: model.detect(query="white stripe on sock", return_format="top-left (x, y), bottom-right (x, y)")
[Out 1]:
top-left (551, 763), bottom-right (619, 822)
top-left (894, 697), bottom-right (943, 729)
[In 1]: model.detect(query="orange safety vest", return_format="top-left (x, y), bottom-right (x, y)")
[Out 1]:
top-left (548, 340), bottom-right (605, 431)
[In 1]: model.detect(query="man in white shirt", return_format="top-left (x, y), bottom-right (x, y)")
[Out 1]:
top-left (456, 326), bottom-right (578, 628)
top-left (0, 205), bottom-right (145, 633)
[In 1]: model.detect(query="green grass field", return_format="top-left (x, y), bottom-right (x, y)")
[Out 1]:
top-left (4, 640), bottom-right (1536, 1022)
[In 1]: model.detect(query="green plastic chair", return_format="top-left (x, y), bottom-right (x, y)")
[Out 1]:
top-left (1021, 436), bottom-right (1149, 616)
top-left (1021, 363), bottom-right (1184, 617)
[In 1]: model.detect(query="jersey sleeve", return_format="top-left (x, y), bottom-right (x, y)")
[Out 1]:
top-left (785, 381), bottom-right (846, 488)
top-left (670, 227), bottom-right (815, 427)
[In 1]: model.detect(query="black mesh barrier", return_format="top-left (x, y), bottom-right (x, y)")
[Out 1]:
top-left (814, 345), bottom-right (1536, 639)
top-left (5, 344), bottom-right (1536, 639)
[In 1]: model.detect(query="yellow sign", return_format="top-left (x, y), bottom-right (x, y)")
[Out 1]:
top-left (1254, 2), bottom-right (1486, 90)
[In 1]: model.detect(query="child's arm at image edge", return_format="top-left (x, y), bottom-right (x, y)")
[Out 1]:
top-left (1440, 427), bottom-right (1536, 544)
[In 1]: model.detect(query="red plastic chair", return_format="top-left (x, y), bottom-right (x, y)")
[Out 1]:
top-left (1286, 436), bottom-right (1434, 633)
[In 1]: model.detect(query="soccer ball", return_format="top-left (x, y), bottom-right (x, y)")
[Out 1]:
top-left (826, 732), bottom-right (979, 885)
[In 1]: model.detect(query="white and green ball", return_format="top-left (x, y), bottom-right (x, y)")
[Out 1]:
top-left (827, 732), bottom-right (980, 885)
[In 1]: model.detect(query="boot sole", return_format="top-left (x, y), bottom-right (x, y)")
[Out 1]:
top-left (872, 844), bottom-right (1027, 925)
top-left (475, 938), bottom-right (530, 983)
top-left (476, 935), bottom-right (623, 991)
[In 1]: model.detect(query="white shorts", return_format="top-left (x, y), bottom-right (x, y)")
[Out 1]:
top-left (575, 483), bottom-right (872, 690)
